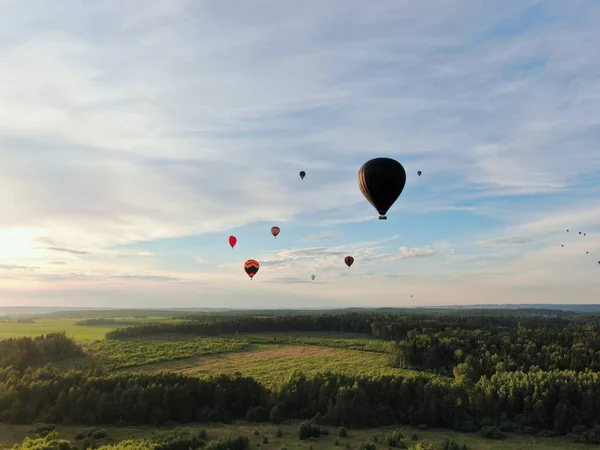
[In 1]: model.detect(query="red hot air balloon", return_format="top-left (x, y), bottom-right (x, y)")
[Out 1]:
top-left (271, 226), bottom-right (280, 238)
top-left (244, 259), bottom-right (260, 280)
top-left (299, 171), bottom-right (306, 180)
top-left (344, 256), bottom-right (354, 268)
top-left (228, 235), bottom-right (237, 249)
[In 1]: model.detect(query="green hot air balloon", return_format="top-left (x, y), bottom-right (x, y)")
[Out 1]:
top-left (311, 274), bottom-right (316, 281)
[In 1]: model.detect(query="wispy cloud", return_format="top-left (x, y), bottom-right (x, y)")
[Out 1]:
top-left (476, 236), bottom-right (534, 246)
top-left (0, 1), bottom-right (599, 306)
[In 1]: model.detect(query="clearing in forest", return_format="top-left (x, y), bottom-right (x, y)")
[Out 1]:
top-left (123, 344), bottom-right (429, 388)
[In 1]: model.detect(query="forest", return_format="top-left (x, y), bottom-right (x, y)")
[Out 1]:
top-left (2, 310), bottom-right (600, 448)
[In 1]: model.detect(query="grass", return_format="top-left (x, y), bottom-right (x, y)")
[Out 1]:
top-left (122, 344), bottom-right (431, 388)
top-left (234, 332), bottom-right (392, 353)
top-left (82, 336), bottom-right (251, 370)
top-left (0, 317), bottom-right (175, 342)
top-left (0, 422), bottom-right (588, 450)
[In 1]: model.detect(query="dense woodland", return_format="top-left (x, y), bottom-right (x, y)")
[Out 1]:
top-left (0, 332), bottom-right (84, 371)
top-left (3, 311), bottom-right (600, 445)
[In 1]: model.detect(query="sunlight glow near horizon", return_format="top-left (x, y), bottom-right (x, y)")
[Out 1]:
top-left (0, 1), bottom-right (599, 308)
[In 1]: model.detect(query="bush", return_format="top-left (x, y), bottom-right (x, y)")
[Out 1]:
top-left (339, 427), bottom-right (348, 438)
top-left (263, 437), bottom-right (268, 444)
top-left (386, 430), bottom-right (406, 448)
top-left (270, 406), bottom-right (284, 424)
top-left (359, 442), bottom-right (376, 450)
top-left (198, 429), bottom-right (208, 440)
top-left (74, 432), bottom-right (85, 441)
top-left (334, 439), bottom-right (340, 446)
top-left (411, 433), bottom-right (418, 441)
top-left (480, 426), bottom-right (504, 440)
top-left (91, 429), bottom-right (109, 439)
top-left (35, 423), bottom-right (56, 435)
top-left (299, 421), bottom-right (322, 440)
top-left (442, 439), bottom-right (468, 450)
top-left (275, 428), bottom-right (283, 437)
top-left (417, 424), bottom-right (428, 431)
top-left (205, 435), bottom-right (250, 450)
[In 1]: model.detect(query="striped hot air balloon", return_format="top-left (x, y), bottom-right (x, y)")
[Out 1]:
top-left (244, 259), bottom-right (260, 280)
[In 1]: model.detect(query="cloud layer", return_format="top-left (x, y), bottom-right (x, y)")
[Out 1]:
top-left (0, 1), bottom-right (599, 307)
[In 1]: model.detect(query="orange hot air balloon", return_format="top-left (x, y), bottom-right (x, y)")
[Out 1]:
top-left (244, 259), bottom-right (259, 280)
top-left (344, 256), bottom-right (354, 268)
top-left (228, 235), bottom-right (237, 249)
top-left (271, 226), bottom-right (280, 238)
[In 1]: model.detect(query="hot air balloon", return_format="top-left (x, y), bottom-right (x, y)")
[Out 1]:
top-left (228, 235), bottom-right (237, 249)
top-left (567, 230), bottom-right (569, 232)
top-left (244, 259), bottom-right (259, 280)
top-left (417, 170), bottom-right (422, 176)
top-left (561, 245), bottom-right (564, 247)
top-left (299, 171), bottom-right (306, 180)
top-left (358, 157), bottom-right (406, 220)
top-left (311, 274), bottom-right (316, 280)
top-left (345, 256), bottom-right (354, 268)
top-left (579, 232), bottom-right (582, 234)
top-left (271, 226), bottom-right (280, 238)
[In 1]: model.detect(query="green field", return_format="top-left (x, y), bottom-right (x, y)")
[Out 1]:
top-left (0, 422), bottom-right (588, 449)
top-left (0, 317), bottom-right (173, 342)
top-left (124, 343), bottom-right (430, 388)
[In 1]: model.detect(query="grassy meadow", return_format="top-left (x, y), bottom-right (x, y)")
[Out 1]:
top-left (0, 422), bottom-right (589, 450)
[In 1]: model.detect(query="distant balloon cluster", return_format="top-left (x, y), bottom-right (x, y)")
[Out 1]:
top-left (562, 229), bottom-right (599, 266)
top-left (229, 157), bottom-right (419, 284)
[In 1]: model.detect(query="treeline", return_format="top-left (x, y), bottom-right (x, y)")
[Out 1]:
top-left (75, 318), bottom-right (150, 326)
top-left (2, 365), bottom-right (600, 440)
top-left (0, 332), bottom-right (84, 372)
top-left (389, 324), bottom-right (600, 377)
top-left (106, 312), bottom-right (563, 341)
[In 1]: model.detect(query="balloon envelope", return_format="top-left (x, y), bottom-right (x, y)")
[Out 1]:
top-left (244, 259), bottom-right (260, 280)
top-left (228, 235), bottom-right (237, 249)
top-left (299, 171), bottom-right (306, 179)
top-left (311, 274), bottom-right (315, 280)
top-left (417, 170), bottom-right (422, 176)
top-left (358, 157), bottom-right (406, 220)
top-left (271, 226), bottom-right (280, 238)
top-left (344, 256), bottom-right (354, 267)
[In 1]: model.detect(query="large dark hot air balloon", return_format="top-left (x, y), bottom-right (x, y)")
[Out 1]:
top-left (299, 171), bottom-right (306, 180)
top-left (271, 226), bottom-right (280, 238)
top-left (244, 259), bottom-right (259, 280)
top-left (417, 170), bottom-right (422, 176)
top-left (358, 157), bottom-right (406, 220)
top-left (344, 256), bottom-right (354, 268)
top-left (228, 235), bottom-right (237, 249)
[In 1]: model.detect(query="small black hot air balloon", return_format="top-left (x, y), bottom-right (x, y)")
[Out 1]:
top-left (561, 245), bottom-right (564, 247)
top-left (358, 157), bottom-right (406, 220)
top-left (299, 171), bottom-right (306, 180)
top-left (567, 229), bottom-right (569, 232)
top-left (417, 170), bottom-right (422, 176)
top-left (344, 256), bottom-right (354, 268)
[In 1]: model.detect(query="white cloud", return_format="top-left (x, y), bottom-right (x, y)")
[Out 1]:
top-left (0, 1), bottom-right (599, 306)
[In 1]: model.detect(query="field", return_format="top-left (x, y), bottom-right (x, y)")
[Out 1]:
top-left (124, 343), bottom-right (428, 388)
top-left (0, 317), bottom-right (173, 341)
top-left (0, 422), bottom-right (588, 449)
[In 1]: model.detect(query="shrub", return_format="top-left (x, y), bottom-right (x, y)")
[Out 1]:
top-left (359, 442), bottom-right (376, 450)
top-left (411, 434), bottom-right (418, 441)
top-left (91, 429), bottom-right (108, 439)
top-left (386, 430), bottom-right (406, 448)
top-left (270, 406), bottom-right (284, 424)
top-left (275, 428), bottom-right (283, 437)
top-left (299, 421), bottom-right (322, 440)
top-left (480, 426), bottom-right (504, 440)
top-left (339, 427), bottom-right (348, 437)
top-left (263, 437), bottom-right (268, 444)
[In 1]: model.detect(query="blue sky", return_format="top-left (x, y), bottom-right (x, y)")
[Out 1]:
top-left (0, 0), bottom-right (599, 308)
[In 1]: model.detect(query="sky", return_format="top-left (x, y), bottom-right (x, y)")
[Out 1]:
top-left (0, 0), bottom-right (599, 309)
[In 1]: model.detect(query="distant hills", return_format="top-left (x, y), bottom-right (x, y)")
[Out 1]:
top-left (1, 303), bottom-right (600, 318)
